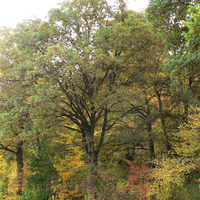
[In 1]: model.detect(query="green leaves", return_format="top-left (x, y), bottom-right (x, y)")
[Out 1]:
top-left (184, 4), bottom-right (200, 49)
top-left (146, 0), bottom-right (199, 53)
top-left (163, 3), bottom-right (200, 95)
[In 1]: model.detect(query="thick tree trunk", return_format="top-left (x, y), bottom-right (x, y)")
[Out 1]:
top-left (16, 141), bottom-right (23, 195)
top-left (85, 108), bottom-right (108, 199)
top-left (87, 137), bottom-right (97, 200)
top-left (156, 91), bottom-right (171, 151)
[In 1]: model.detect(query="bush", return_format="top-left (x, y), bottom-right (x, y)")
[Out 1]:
top-left (148, 156), bottom-right (200, 200)
top-left (18, 143), bottom-right (58, 200)
top-left (128, 162), bottom-right (151, 200)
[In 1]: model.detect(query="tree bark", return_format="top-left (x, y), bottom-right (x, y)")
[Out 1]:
top-left (184, 76), bottom-right (192, 123)
top-left (146, 98), bottom-right (155, 157)
top-left (147, 122), bottom-right (155, 158)
top-left (156, 91), bottom-right (171, 151)
top-left (16, 141), bottom-right (23, 195)
top-left (87, 136), bottom-right (97, 200)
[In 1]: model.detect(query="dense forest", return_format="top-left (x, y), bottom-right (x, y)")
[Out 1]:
top-left (0, 0), bottom-right (199, 199)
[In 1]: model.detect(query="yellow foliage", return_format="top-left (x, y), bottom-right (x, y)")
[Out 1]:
top-left (56, 148), bottom-right (85, 180)
top-left (148, 156), bottom-right (199, 200)
top-left (174, 129), bottom-right (200, 157)
top-left (0, 155), bottom-right (6, 176)
top-left (173, 108), bottom-right (200, 156)
top-left (6, 161), bottom-right (18, 195)
top-left (0, 156), bottom-right (18, 199)
top-left (51, 146), bottom-right (85, 200)
top-left (0, 192), bottom-right (16, 200)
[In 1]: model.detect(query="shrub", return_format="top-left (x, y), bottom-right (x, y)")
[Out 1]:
top-left (148, 156), bottom-right (199, 200)
top-left (128, 162), bottom-right (151, 200)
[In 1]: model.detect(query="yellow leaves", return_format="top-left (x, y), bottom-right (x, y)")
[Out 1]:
top-left (148, 156), bottom-right (199, 199)
top-left (0, 192), bottom-right (16, 200)
top-left (53, 132), bottom-right (85, 172)
top-left (148, 107), bottom-right (200, 199)
top-left (173, 130), bottom-right (200, 157)
top-left (55, 148), bottom-right (85, 180)
top-left (0, 159), bottom-right (22, 197)
top-left (0, 155), bottom-right (6, 175)
top-left (173, 107), bottom-right (200, 157)
top-left (53, 131), bottom-right (82, 147)
top-left (52, 144), bottom-right (85, 200)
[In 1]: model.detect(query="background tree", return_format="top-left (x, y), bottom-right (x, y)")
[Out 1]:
top-left (164, 4), bottom-right (200, 100)
top-left (146, 0), bottom-right (198, 53)
top-left (0, 19), bottom-right (58, 196)
top-left (146, 0), bottom-right (199, 121)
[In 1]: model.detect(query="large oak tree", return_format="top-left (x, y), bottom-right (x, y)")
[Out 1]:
top-left (0, 0), bottom-right (169, 198)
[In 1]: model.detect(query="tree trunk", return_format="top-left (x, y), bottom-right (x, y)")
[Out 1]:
top-left (184, 76), bottom-right (192, 123)
top-left (87, 136), bottom-right (97, 200)
top-left (184, 103), bottom-right (189, 123)
top-left (156, 91), bottom-right (171, 151)
top-left (16, 141), bottom-right (23, 195)
top-left (146, 103), bottom-right (155, 157)
top-left (147, 122), bottom-right (155, 158)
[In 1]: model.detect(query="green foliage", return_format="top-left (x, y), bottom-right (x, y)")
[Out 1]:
top-left (0, 0), bottom-right (200, 199)
top-left (20, 143), bottom-right (58, 199)
top-left (184, 4), bottom-right (200, 49)
top-left (146, 0), bottom-right (199, 53)
top-left (17, 188), bottom-right (50, 200)
top-left (162, 3), bottom-right (200, 95)
top-left (94, 168), bottom-right (135, 200)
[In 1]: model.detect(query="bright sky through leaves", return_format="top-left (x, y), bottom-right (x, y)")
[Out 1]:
top-left (0, 0), bottom-right (149, 28)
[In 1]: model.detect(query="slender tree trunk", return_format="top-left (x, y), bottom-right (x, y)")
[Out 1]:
top-left (156, 91), bottom-right (171, 151)
top-left (146, 99), bottom-right (155, 157)
top-left (147, 122), bottom-right (155, 158)
top-left (184, 103), bottom-right (189, 123)
top-left (36, 133), bottom-right (41, 150)
top-left (16, 141), bottom-right (23, 195)
top-left (184, 77), bottom-right (192, 123)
